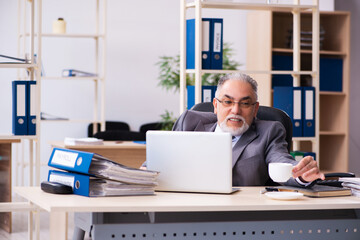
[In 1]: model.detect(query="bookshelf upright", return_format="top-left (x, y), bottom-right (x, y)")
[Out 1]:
top-left (179, 1), bottom-right (323, 167)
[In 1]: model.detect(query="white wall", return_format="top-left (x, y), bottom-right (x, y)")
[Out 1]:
top-left (0, 0), bottom-right (335, 184)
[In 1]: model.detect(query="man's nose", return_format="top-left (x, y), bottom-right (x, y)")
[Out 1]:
top-left (230, 102), bottom-right (241, 114)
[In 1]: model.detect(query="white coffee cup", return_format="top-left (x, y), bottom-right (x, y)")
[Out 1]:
top-left (268, 162), bottom-right (294, 182)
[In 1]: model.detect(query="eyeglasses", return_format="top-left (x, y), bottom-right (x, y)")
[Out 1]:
top-left (216, 98), bottom-right (257, 109)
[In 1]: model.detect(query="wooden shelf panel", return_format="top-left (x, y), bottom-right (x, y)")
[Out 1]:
top-left (320, 131), bottom-right (346, 136)
top-left (0, 136), bottom-right (35, 141)
top-left (186, 69), bottom-right (316, 75)
top-left (319, 135), bottom-right (348, 172)
top-left (187, 2), bottom-right (315, 11)
top-left (42, 76), bottom-right (102, 81)
top-left (272, 48), bottom-right (347, 56)
top-left (21, 33), bottom-right (105, 39)
top-left (320, 91), bottom-right (346, 96)
top-left (0, 63), bottom-right (37, 69)
top-left (41, 119), bottom-right (99, 123)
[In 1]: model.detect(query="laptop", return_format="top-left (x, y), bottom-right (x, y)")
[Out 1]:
top-left (146, 131), bottom-right (234, 194)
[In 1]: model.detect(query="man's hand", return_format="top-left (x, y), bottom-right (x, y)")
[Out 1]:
top-left (292, 156), bottom-right (325, 182)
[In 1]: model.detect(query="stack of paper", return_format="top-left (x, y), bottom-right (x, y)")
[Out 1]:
top-left (64, 137), bottom-right (104, 146)
top-left (47, 148), bottom-right (159, 197)
top-left (339, 178), bottom-right (360, 197)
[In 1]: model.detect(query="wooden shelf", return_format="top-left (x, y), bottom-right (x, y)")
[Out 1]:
top-left (40, 119), bottom-right (100, 123)
top-left (21, 33), bottom-right (105, 39)
top-left (186, 1), bottom-right (316, 11)
top-left (320, 91), bottom-right (346, 96)
top-left (42, 76), bottom-right (102, 81)
top-left (272, 48), bottom-right (347, 56)
top-left (320, 131), bottom-right (346, 136)
top-left (185, 69), bottom-right (316, 75)
top-left (0, 135), bottom-right (36, 141)
top-left (247, 10), bottom-right (350, 173)
top-left (0, 63), bottom-right (37, 69)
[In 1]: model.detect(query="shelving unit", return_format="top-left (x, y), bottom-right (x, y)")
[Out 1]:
top-left (15, 0), bottom-right (107, 188)
top-left (35, 0), bottom-right (106, 133)
top-left (0, 0), bottom-right (40, 234)
top-left (18, 0), bottom-right (106, 131)
top-left (247, 10), bottom-right (350, 172)
top-left (179, 0), bottom-right (323, 167)
top-left (179, 0), bottom-right (319, 112)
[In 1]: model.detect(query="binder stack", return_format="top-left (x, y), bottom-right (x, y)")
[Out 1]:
top-left (273, 86), bottom-right (315, 137)
top-left (47, 148), bottom-right (159, 197)
top-left (186, 18), bottom-right (223, 70)
top-left (12, 80), bottom-right (37, 135)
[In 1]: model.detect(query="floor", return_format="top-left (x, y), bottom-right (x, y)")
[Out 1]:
top-left (0, 211), bottom-right (91, 240)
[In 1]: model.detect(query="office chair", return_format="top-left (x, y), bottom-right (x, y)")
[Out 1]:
top-left (191, 102), bottom-right (293, 152)
top-left (88, 121), bottom-right (130, 137)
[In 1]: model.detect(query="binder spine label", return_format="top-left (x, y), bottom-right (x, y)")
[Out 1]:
top-left (203, 89), bottom-right (212, 102)
top-left (49, 173), bottom-right (75, 188)
top-left (30, 84), bottom-right (36, 115)
top-left (213, 22), bottom-right (222, 53)
top-left (202, 21), bottom-right (210, 52)
top-left (17, 85), bottom-right (26, 116)
top-left (51, 150), bottom-right (78, 168)
top-left (305, 90), bottom-right (314, 119)
top-left (293, 90), bottom-right (301, 120)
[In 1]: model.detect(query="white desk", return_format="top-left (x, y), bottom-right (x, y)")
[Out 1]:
top-left (15, 187), bottom-right (360, 240)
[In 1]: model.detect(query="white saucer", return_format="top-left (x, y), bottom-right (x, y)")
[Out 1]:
top-left (265, 192), bottom-right (303, 200)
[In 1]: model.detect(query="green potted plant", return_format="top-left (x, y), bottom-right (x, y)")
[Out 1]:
top-left (156, 43), bottom-right (240, 129)
top-left (156, 43), bottom-right (240, 92)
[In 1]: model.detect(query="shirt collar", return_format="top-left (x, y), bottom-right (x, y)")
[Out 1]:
top-left (215, 124), bottom-right (242, 147)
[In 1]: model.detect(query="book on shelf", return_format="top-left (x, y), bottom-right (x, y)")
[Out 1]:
top-left (48, 147), bottom-right (159, 186)
top-left (275, 185), bottom-right (351, 198)
top-left (48, 170), bottom-right (156, 197)
top-left (62, 69), bottom-right (97, 77)
top-left (64, 137), bottom-right (104, 146)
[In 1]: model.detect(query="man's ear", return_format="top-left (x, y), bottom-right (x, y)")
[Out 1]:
top-left (253, 102), bottom-right (260, 118)
top-left (213, 98), bottom-right (218, 114)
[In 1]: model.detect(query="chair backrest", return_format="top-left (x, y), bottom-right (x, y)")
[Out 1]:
top-left (139, 122), bottom-right (162, 134)
top-left (191, 102), bottom-right (292, 152)
top-left (88, 121), bottom-right (130, 137)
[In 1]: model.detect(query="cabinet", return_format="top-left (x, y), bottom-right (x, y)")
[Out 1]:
top-left (247, 11), bottom-right (350, 172)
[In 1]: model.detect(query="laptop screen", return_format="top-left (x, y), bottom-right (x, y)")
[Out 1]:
top-left (146, 131), bottom-right (233, 193)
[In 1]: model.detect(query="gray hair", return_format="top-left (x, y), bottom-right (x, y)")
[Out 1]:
top-left (215, 73), bottom-right (258, 100)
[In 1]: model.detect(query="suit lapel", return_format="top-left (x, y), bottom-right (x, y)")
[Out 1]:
top-left (194, 120), bottom-right (217, 132)
top-left (232, 122), bottom-right (258, 168)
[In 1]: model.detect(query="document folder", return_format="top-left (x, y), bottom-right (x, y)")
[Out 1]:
top-left (186, 85), bottom-right (217, 109)
top-left (186, 18), bottom-right (223, 70)
top-left (27, 81), bottom-right (36, 135)
top-left (273, 87), bottom-right (302, 137)
top-left (48, 170), bottom-right (155, 197)
top-left (12, 81), bottom-right (28, 135)
top-left (186, 18), bottom-right (212, 69)
top-left (48, 148), bottom-right (158, 185)
top-left (302, 87), bottom-right (315, 137)
top-left (210, 18), bottom-right (223, 70)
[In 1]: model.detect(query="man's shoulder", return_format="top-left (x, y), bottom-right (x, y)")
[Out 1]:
top-left (183, 109), bottom-right (217, 121)
top-left (173, 110), bottom-right (217, 131)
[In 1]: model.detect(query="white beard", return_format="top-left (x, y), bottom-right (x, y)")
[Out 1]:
top-left (219, 114), bottom-right (249, 136)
